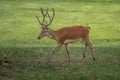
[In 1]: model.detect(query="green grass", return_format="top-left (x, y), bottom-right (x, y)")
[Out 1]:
top-left (0, 0), bottom-right (120, 80)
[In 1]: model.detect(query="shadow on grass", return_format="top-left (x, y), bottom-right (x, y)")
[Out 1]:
top-left (0, 46), bottom-right (120, 80)
top-left (0, 46), bottom-right (119, 63)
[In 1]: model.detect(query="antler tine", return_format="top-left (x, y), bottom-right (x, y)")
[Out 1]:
top-left (40, 8), bottom-right (44, 16)
top-left (35, 8), bottom-right (45, 28)
top-left (46, 8), bottom-right (55, 26)
top-left (36, 16), bottom-right (43, 28)
top-left (40, 8), bottom-right (48, 25)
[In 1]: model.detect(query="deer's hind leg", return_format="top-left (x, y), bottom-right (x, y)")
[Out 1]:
top-left (82, 38), bottom-right (95, 61)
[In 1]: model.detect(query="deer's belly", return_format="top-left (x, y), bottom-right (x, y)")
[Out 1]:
top-left (64, 38), bottom-right (82, 44)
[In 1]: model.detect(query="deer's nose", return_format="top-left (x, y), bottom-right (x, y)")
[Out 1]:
top-left (38, 37), bottom-right (41, 39)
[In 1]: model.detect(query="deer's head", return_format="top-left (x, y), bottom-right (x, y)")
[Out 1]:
top-left (36, 8), bottom-right (55, 39)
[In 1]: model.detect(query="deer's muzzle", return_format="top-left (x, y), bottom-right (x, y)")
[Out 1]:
top-left (38, 36), bottom-right (41, 39)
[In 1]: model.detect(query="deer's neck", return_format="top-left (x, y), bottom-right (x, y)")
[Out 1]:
top-left (48, 29), bottom-right (58, 41)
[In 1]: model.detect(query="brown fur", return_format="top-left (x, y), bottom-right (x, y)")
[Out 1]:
top-left (36, 8), bottom-right (95, 63)
top-left (38, 25), bottom-right (95, 63)
top-left (51, 26), bottom-right (90, 44)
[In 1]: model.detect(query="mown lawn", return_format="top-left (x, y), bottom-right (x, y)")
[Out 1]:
top-left (0, 0), bottom-right (120, 80)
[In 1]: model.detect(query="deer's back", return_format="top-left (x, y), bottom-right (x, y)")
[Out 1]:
top-left (54, 26), bottom-right (90, 43)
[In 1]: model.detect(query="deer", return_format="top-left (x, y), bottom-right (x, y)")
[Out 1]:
top-left (36, 8), bottom-right (95, 63)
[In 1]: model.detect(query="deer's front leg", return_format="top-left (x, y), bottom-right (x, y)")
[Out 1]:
top-left (45, 43), bottom-right (63, 63)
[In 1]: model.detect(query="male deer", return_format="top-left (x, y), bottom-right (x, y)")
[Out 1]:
top-left (36, 8), bottom-right (95, 63)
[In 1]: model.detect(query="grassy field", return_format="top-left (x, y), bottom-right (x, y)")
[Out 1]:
top-left (0, 0), bottom-right (120, 80)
